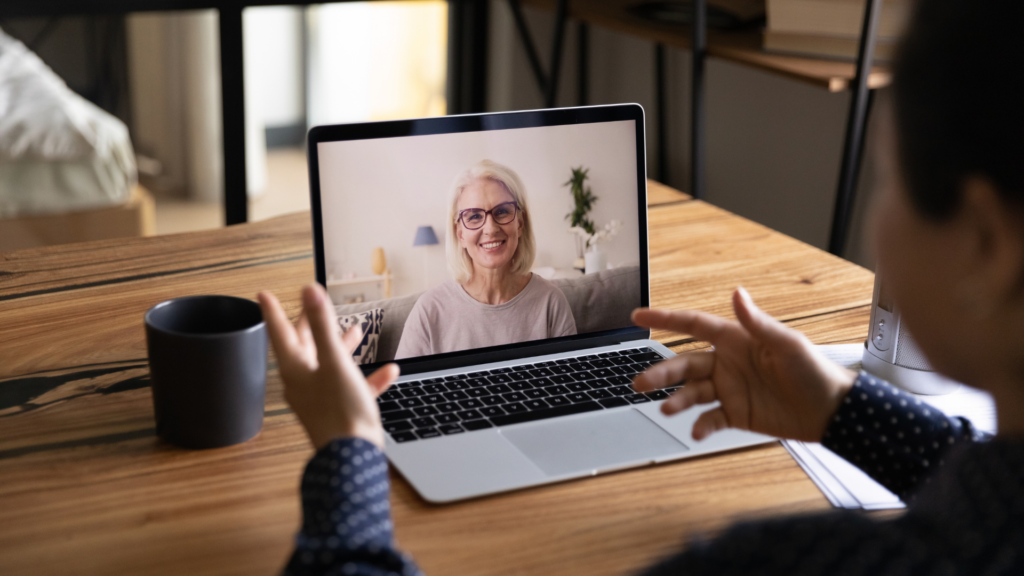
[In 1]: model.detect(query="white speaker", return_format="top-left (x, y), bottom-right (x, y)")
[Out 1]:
top-left (862, 274), bottom-right (959, 395)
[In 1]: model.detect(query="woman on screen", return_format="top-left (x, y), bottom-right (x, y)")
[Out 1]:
top-left (395, 160), bottom-right (576, 359)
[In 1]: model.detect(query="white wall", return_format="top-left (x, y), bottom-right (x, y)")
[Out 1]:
top-left (316, 120), bottom-right (643, 298)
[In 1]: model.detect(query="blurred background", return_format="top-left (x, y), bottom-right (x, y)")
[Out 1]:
top-left (0, 0), bottom-right (883, 268)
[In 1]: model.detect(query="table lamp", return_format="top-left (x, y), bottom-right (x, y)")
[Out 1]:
top-left (413, 225), bottom-right (439, 290)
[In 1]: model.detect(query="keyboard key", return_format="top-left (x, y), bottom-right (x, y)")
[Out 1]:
top-left (457, 409), bottom-right (483, 420)
top-left (489, 367), bottom-right (512, 374)
top-left (411, 417), bottom-right (437, 428)
top-left (444, 380), bottom-right (471, 390)
top-left (486, 383), bottom-right (512, 395)
top-left (566, 392), bottom-right (590, 403)
top-left (568, 362), bottom-right (594, 371)
top-left (443, 390), bottom-right (469, 401)
top-left (384, 420), bottom-right (413, 433)
top-left (391, 431), bottom-right (418, 443)
top-left (436, 402), bottom-right (460, 413)
top-left (423, 384), bottom-right (447, 394)
top-left (646, 390), bottom-right (670, 400)
top-left (481, 395), bottom-right (505, 406)
top-left (570, 371), bottom-right (595, 382)
top-left (586, 389), bottom-right (613, 400)
top-left (422, 377), bottom-right (445, 384)
top-left (623, 348), bottom-right (642, 354)
top-left (589, 359), bottom-right (613, 368)
top-left (422, 394), bottom-right (444, 405)
top-left (381, 409), bottom-right (414, 423)
top-left (489, 401), bottom-right (603, 427)
top-left (467, 371), bottom-right (488, 378)
top-left (610, 356), bottom-right (632, 365)
top-left (378, 400), bottom-right (401, 413)
top-left (503, 402), bottom-right (528, 413)
top-left (512, 364), bottom-right (534, 371)
top-left (435, 413), bottom-right (460, 424)
top-left (466, 378), bottom-right (488, 387)
top-left (598, 352), bottom-right (619, 357)
top-left (598, 397), bottom-right (629, 408)
top-left (413, 406), bottom-right (440, 416)
top-left (481, 406), bottom-right (506, 417)
top-left (523, 399), bottom-right (550, 411)
top-left (466, 387), bottom-right (490, 398)
top-left (547, 385), bottom-right (570, 395)
top-left (629, 352), bottom-right (664, 362)
top-left (624, 394), bottom-right (651, 404)
top-left (609, 386), bottom-right (633, 396)
top-left (554, 359), bottom-right (573, 364)
top-left (528, 368), bottom-right (554, 377)
top-left (509, 380), bottom-right (532, 390)
top-left (380, 390), bottom-right (403, 401)
top-left (462, 419), bottom-right (493, 431)
top-left (401, 386), bottom-right (427, 397)
top-left (590, 368), bottom-right (616, 379)
top-left (524, 388), bottom-right (549, 399)
top-left (487, 374), bottom-right (512, 384)
top-left (580, 355), bottom-right (599, 361)
top-left (439, 424), bottom-right (465, 435)
top-left (397, 380), bottom-right (422, 388)
top-left (546, 395), bottom-right (570, 407)
top-left (444, 374), bottom-right (468, 381)
top-left (550, 365), bottom-right (574, 375)
top-left (509, 372), bottom-right (531, 381)
top-left (502, 391), bottom-right (527, 403)
top-left (415, 427), bottom-right (441, 439)
top-left (566, 382), bottom-right (591, 393)
top-left (529, 377), bottom-right (553, 387)
top-left (534, 361), bottom-right (556, 367)
top-left (587, 378), bottom-right (615, 389)
top-left (550, 375), bottom-right (574, 385)
top-left (611, 366), bottom-right (634, 376)
top-left (458, 398), bottom-right (483, 410)
top-left (607, 375), bottom-right (632, 385)
top-left (399, 398), bottom-right (424, 408)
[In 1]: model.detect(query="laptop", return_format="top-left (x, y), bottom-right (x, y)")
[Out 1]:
top-left (307, 104), bottom-right (772, 503)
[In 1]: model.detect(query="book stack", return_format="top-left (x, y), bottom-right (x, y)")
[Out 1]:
top-left (764, 0), bottom-right (911, 62)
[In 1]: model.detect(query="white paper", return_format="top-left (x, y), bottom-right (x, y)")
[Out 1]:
top-left (781, 344), bottom-right (997, 510)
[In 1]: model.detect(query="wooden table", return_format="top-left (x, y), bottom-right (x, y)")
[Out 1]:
top-left (0, 182), bottom-right (874, 575)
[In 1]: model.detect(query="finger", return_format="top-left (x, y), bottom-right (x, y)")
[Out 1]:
top-left (366, 363), bottom-right (400, 396)
top-left (258, 291), bottom-right (301, 364)
top-left (732, 287), bottom-right (794, 345)
top-left (631, 308), bottom-right (731, 344)
top-left (692, 407), bottom-right (731, 440)
top-left (302, 284), bottom-right (345, 369)
top-left (295, 313), bottom-right (313, 350)
top-left (341, 323), bottom-right (364, 355)
top-left (633, 351), bottom-right (715, 391)
top-left (661, 379), bottom-right (716, 415)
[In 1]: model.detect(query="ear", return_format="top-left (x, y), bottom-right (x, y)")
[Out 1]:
top-left (960, 177), bottom-right (1024, 305)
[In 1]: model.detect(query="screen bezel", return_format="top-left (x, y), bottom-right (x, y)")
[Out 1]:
top-left (307, 104), bottom-right (651, 376)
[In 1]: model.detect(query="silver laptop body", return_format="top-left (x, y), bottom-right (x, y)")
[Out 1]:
top-left (308, 104), bottom-right (772, 503)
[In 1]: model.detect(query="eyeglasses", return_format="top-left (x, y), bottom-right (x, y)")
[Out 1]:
top-left (457, 202), bottom-right (519, 230)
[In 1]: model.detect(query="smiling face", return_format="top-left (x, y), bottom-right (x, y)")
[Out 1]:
top-left (456, 178), bottom-right (523, 275)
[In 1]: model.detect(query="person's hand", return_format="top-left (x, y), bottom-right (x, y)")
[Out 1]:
top-left (631, 287), bottom-right (856, 442)
top-left (258, 284), bottom-right (400, 450)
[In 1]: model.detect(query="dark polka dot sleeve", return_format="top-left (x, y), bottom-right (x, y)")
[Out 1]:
top-left (282, 438), bottom-right (422, 576)
top-left (821, 371), bottom-right (983, 501)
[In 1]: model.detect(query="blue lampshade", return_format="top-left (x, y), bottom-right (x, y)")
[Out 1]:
top-left (413, 225), bottom-right (439, 247)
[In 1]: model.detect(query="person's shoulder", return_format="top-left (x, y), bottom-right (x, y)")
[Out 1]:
top-left (524, 274), bottom-right (571, 305)
top-left (411, 280), bottom-right (463, 311)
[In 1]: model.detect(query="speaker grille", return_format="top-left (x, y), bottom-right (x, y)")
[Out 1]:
top-left (894, 328), bottom-right (931, 370)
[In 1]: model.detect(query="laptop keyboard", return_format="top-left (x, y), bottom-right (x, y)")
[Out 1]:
top-left (378, 347), bottom-right (679, 443)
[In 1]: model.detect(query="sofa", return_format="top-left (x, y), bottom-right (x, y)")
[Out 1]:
top-left (334, 265), bottom-right (642, 363)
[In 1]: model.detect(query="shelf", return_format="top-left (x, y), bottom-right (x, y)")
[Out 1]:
top-left (521, 0), bottom-right (891, 92)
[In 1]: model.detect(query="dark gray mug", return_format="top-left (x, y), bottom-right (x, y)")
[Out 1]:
top-left (145, 295), bottom-right (267, 449)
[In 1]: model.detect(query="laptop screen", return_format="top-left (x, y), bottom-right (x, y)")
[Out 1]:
top-left (309, 106), bottom-right (648, 372)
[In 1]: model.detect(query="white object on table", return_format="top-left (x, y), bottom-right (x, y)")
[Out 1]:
top-left (584, 249), bottom-right (607, 274)
top-left (782, 343), bottom-right (997, 510)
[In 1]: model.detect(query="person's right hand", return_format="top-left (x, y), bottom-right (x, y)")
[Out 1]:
top-left (632, 287), bottom-right (856, 442)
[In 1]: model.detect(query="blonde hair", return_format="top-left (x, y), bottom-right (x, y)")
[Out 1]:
top-left (445, 159), bottom-right (536, 283)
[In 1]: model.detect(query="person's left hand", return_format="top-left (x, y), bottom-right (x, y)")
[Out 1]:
top-left (258, 284), bottom-right (399, 450)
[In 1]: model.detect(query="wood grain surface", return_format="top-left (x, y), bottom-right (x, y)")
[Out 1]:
top-left (0, 186), bottom-right (873, 576)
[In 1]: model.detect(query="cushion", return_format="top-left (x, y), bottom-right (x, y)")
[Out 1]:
top-left (335, 292), bottom-right (422, 363)
top-left (336, 308), bottom-right (384, 365)
top-left (552, 265), bottom-right (641, 334)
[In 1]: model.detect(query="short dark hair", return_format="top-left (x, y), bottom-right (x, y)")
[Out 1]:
top-left (892, 0), bottom-right (1024, 219)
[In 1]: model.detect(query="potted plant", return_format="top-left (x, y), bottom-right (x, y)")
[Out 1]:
top-left (564, 166), bottom-right (596, 271)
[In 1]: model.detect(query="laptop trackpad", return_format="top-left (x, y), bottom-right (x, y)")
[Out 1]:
top-left (501, 409), bottom-right (689, 477)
